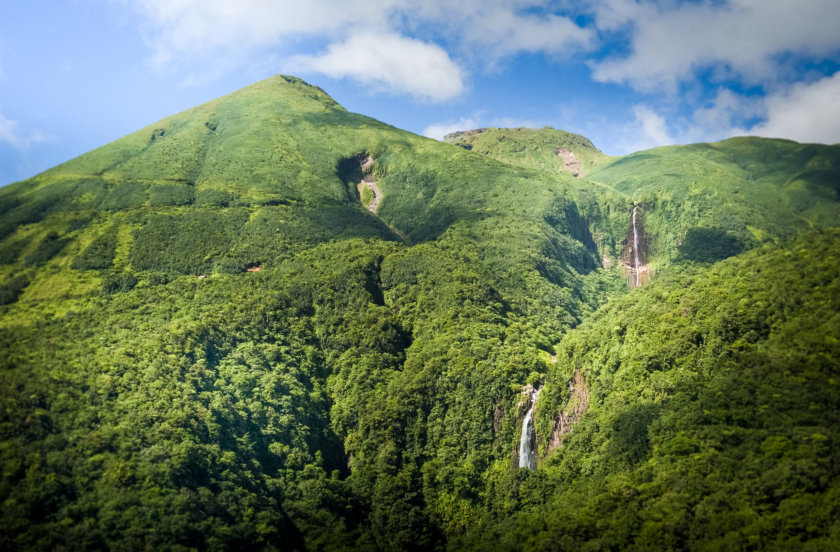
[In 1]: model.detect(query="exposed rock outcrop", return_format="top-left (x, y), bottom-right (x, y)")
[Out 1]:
top-left (555, 148), bottom-right (584, 177)
top-left (547, 369), bottom-right (589, 453)
top-left (355, 154), bottom-right (383, 213)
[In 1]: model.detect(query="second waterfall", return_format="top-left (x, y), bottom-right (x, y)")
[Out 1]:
top-left (632, 204), bottom-right (640, 287)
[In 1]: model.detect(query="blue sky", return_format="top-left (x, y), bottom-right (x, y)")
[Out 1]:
top-left (2, 0), bottom-right (840, 186)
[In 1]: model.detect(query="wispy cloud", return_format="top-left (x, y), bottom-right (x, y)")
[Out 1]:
top-left (601, 104), bottom-right (676, 155)
top-left (0, 111), bottom-right (47, 149)
top-left (422, 117), bottom-right (481, 140)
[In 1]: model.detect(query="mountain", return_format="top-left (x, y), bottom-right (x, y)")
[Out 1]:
top-left (449, 126), bottom-right (840, 274)
top-left (1, 76), bottom-right (838, 551)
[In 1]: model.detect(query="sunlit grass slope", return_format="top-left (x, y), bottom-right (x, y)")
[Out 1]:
top-left (450, 127), bottom-right (840, 269)
top-left (588, 137), bottom-right (840, 262)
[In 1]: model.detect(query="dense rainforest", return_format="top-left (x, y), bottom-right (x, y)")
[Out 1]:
top-left (0, 75), bottom-right (838, 551)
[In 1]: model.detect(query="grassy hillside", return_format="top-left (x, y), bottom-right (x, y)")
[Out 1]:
top-left (449, 127), bottom-right (840, 273)
top-left (0, 76), bottom-right (838, 550)
top-left (588, 138), bottom-right (840, 264)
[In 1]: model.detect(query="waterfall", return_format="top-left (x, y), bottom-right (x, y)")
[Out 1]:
top-left (632, 205), bottom-right (640, 288)
top-left (519, 388), bottom-right (540, 470)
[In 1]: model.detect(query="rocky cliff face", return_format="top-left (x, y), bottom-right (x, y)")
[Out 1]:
top-left (547, 369), bottom-right (589, 453)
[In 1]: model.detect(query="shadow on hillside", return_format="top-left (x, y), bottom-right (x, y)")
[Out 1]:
top-left (608, 402), bottom-right (660, 466)
top-left (399, 205), bottom-right (484, 244)
top-left (678, 227), bottom-right (743, 264)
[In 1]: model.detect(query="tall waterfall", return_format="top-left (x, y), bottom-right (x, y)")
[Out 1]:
top-left (519, 388), bottom-right (540, 470)
top-left (632, 205), bottom-right (640, 288)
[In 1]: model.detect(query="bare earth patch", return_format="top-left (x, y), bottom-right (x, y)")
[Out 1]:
top-left (555, 148), bottom-right (584, 177)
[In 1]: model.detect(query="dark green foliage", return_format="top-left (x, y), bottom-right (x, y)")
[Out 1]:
top-left (130, 209), bottom-right (249, 274)
top-left (67, 217), bottom-right (92, 231)
top-left (71, 227), bottom-right (118, 270)
top-left (195, 189), bottom-right (234, 207)
top-left (24, 231), bottom-right (71, 266)
top-left (148, 182), bottom-right (195, 206)
top-left (336, 153), bottom-right (366, 189)
top-left (99, 181), bottom-right (147, 210)
top-left (216, 203), bottom-right (397, 273)
top-left (101, 271), bottom-right (138, 293)
top-left (491, 230), bottom-right (840, 551)
top-left (678, 227), bottom-right (743, 263)
top-left (0, 236), bottom-right (30, 265)
top-left (0, 199), bottom-right (57, 240)
top-left (0, 196), bottom-right (21, 217)
top-left (0, 273), bottom-right (29, 304)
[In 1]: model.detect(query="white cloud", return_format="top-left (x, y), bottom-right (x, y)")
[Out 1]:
top-left (588, 0), bottom-right (645, 31)
top-left (132, 0), bottom-right (389, 64)
top-left (0, 113), bottom-right (18, 144)
top-left (452, 6), bottom-right (595, 60)
top-left (124, 0), bottom-right (840, 143)
top-left (289, 33), bottom-right (464, 102)
top-left (423, 117), bottom-right (481, 140)
top-left (751, 72), bottom-right (840, 144)
top-left (591, 0), bottom-right (840, 92)
top-left (690, 89), bottom-right (755, 140)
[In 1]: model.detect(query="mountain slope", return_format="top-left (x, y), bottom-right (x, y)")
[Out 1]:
top-left (588, 137), bottom-right (840, 263)
top-left (450, 127), bottom-right (840, 282)
top-left (0, 76), bottom-right (614, 551)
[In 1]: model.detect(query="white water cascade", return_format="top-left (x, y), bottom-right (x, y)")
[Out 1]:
top-left (632, 205), bottom-right (640, 288)
top-left (518, 388), bottom-right (540, 470)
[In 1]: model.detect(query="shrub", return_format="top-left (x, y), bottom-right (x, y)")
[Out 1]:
top-left (71, 227), bottom-right (118, 271)
top-left (25, 232), bottom-right (71, 266)
top-left (100, 182), bottom-right (147, 211)
top-left (0, 237), bottom-right (31, 265)
top-left (0, 274), bottom-right (29, 305)
top-left (102, 272), bottom-right (138, 294)
top-left (148, 183), bottom-right (195, 207)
